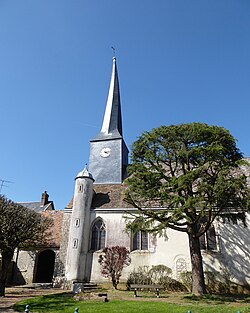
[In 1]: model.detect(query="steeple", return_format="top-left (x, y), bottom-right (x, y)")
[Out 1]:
top-left (91, 57), bottom-right (123, 141)
top-left (88, 57), bottom-right (128, 184)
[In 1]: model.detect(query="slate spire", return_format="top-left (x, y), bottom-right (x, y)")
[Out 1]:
top-left (92, 57), bottom-right (123, 141)
top-left (88, 56), bottom-right (128, 184)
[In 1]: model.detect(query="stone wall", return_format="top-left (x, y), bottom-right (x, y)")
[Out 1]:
top-left (56, 210), bottom-right (71, 279)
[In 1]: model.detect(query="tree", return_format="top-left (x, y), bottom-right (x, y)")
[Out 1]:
top-left (0, 195), bottom-right (52, 296)
top-left (125, 123), bottom-right (250, 295)
top-left (98, 246), bottom-right (131, 289)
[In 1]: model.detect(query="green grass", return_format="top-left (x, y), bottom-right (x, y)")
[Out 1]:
top-left (13, 292), bottom-right (250, 313)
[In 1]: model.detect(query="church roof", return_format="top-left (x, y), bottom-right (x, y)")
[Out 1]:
top-left (66, 184), bottom-right (133, 209)
top-left (91, 57), bottom-right (123, 141)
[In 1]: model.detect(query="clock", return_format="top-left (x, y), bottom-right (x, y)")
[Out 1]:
top-left (100, 147), bottom-right (111, 158)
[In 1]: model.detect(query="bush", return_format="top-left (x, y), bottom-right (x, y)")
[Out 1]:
top-left (179, 271), bottom-right (192, 292)
top-left (149, 264), bottom-right (172, 285)
top-left (126, 266), bottom-right (152, 288)
top-left (205, 269), bottom-right (232, 294)
top-left (98, 246), bottom-right (131, 289)
top-left (161, 276), bottom-right (188, 292)
top-left (127, 264), bottom-right (187, 292)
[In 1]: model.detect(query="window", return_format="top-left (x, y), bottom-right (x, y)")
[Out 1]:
top-left (90, 219), bottom-right (106, 251)
top-left (131, 230), bottom-right (148, 251)
top-left (199, 225), bottom-right (217, 251)
top-left (73, 239), bottom-right (78, 249)
top-left (75, 218), bottom-right (80, 227)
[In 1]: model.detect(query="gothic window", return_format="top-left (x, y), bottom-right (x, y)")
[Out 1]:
top-left (90, 219), bottom-right (106, 251)
top-left (199, 225), bottom-right (217, 251)
top-left (131, 230), bottom-right (149, 251)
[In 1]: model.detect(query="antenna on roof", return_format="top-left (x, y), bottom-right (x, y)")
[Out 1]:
top-left (0, 179), bottom-right (14, 193)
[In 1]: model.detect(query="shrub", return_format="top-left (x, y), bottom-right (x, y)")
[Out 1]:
top-left (98, 246), bottom-right (131, 289)
top-left (149, 264), bottom-right (172, 285)
top-left (161, 276), bottom-right (188, 292)
top-left (180, 271), bottom-right (192, 292)
top-left (126, 266), bottom-right (153, 288)
top-left (127, 265), bottom-right (188, 292)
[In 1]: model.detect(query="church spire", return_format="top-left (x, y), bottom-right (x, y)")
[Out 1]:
top-left (91, 57), bottom-right (123, 141)
top-left (88, 56), bottom-right (128, 184)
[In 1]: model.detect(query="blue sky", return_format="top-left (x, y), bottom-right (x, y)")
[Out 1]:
top-left (0, 0), bottom-right (250, 209)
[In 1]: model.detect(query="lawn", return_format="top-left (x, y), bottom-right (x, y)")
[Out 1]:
top-left (13, 291), bottom-right (250, 313)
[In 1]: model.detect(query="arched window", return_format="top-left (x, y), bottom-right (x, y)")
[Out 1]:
top-left (131, 230), bottom-right (148, 251)
top-left (90, 219), bottom-right (106, 251)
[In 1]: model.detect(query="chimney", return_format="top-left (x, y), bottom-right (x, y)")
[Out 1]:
top-left (40, 191), bottom-right (49, 207)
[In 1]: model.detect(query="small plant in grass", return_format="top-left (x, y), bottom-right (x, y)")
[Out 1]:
top-left (98, 246), bottom-right (131, 289)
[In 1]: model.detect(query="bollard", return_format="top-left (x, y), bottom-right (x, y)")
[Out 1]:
top-left (25, 305), bottom-right (29, 313)
top-left (74, 308), bottom-right (79, 313)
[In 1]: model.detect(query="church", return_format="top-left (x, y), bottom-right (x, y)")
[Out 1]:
top-left (11, 57), bottom-right (250, 290)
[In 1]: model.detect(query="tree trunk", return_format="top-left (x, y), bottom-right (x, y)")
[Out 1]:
top-left (0, 251), bottom-right (14, 297)
top-left (188, 232), bottom-right (206, 295)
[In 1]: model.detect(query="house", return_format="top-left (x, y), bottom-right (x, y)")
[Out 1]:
top-left (11, 192), bottom-right (63, 285)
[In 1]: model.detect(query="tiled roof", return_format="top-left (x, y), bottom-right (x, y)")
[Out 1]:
top-left (66, 184), bottom-right (133, 209)
top-left (42, 210), bottom-right (63, 247)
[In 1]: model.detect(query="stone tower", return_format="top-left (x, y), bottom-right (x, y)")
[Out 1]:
top-left (88, 57), bottom-right (128, 184)
top-left (65, 167), bottom-right (94, 282)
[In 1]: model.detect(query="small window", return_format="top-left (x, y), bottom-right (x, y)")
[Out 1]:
top-left (90, 219), bottom-right (106, 251)
top-left (73, 239), bottom-right (78, 249)
top-left (79, 184), bottom-right (83, 192)
top-left (75, 218), bottom-right (80, 227)
top-left (131, 230), bottom-right (149, 251)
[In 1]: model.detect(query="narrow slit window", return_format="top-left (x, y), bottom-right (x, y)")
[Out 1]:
top-left (75, 218), bottom-right (80, 227)
top-left (73, 239), bottom-right (78, 249)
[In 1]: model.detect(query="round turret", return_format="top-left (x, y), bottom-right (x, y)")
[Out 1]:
top-left (75, 166), bottom-right (94, 181)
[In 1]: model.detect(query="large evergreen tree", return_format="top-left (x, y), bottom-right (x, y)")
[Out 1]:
top-left (0, 195), bottom-right (52, 296)
top-left (125, 123), bottom-right (250, 295)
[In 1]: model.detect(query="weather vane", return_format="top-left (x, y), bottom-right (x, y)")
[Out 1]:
top-left (111, 46), bottom-right (116, 57)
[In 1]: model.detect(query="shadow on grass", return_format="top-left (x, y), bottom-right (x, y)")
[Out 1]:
top-left (184, 293), bottom-right (250, 304)
top-left (13, 293), bottom-right (76, 312)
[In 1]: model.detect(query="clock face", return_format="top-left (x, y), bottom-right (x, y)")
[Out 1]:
top-left (100, 147), bottom-right (111, 158)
